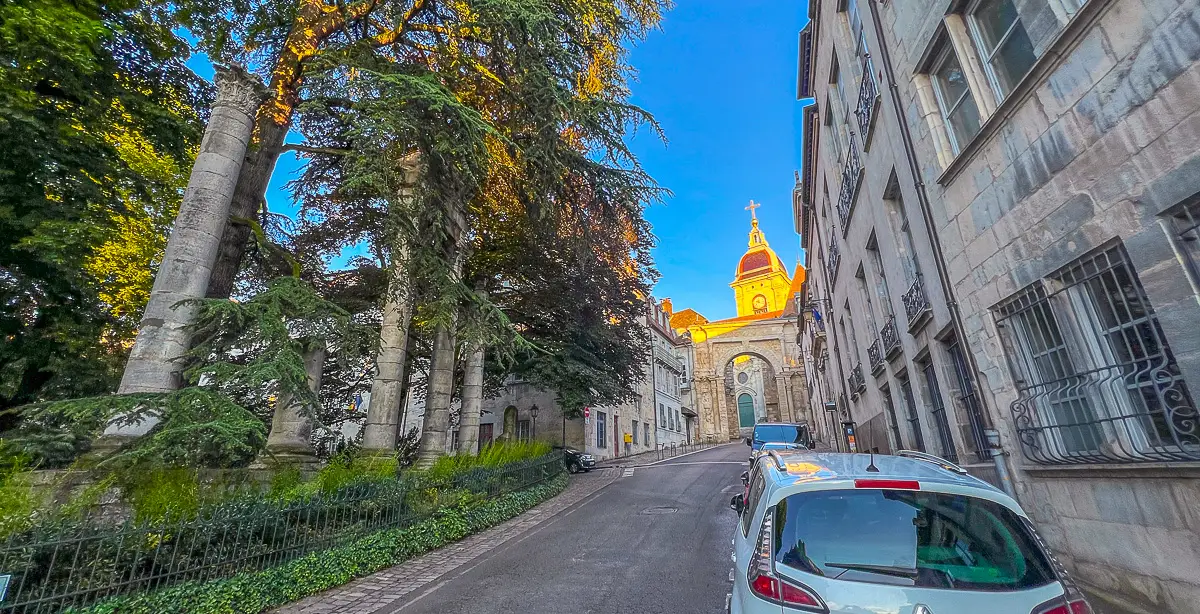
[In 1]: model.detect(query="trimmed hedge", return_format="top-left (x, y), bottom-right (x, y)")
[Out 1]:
top-left (68, 472), bottom-right (569, 614)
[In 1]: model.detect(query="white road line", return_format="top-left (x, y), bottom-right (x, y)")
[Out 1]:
top-left (622, 468), bottom-right (635, 477)
top-left (639, 461), bottom-right (746, 467)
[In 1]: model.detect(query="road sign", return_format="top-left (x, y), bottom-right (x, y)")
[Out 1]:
top-left (0, 574), bottom-right (10, 602)
top-left (583, 407), bottom-right (590, 418)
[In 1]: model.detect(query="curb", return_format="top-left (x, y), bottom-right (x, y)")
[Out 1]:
top-left (597, 442), bottom-right (737, 469)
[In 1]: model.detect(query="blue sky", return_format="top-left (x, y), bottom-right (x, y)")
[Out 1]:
top-left (628, 2), bottom-right (810, 320)
top-left (186, 2), bottom-right (811, 321)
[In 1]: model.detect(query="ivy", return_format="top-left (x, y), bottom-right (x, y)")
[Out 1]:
top-left (68, 473), bottom-right (569, 614)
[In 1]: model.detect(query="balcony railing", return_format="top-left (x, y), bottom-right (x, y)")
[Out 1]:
top-left (880, 315), bottom-right (901, 358)
top-left (867, 338), bottom-right (884, 373)
top-left (854, 59), bottom-right (879, 146)
top-left (836, 137), bottom-right (863, 234)
top-left (848, 363), bottom-right (866, 397)
top-left (902, 274), bottom-right (932, 330)
top-left (827, 239), bottom-right (841, 280)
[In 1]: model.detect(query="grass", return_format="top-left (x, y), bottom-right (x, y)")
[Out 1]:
top-left (424, 440), bottom-right (552, 481)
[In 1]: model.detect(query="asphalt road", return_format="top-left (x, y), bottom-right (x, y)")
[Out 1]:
top-left (388, 443), bottom-right (746, 614)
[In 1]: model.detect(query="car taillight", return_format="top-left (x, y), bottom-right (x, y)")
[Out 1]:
top-left (1036, 597), bottom-right (1093, 614)
top-left (854, 479), bottom-right (920, 490)
top-left (747, 508), bottom-right (827, 611)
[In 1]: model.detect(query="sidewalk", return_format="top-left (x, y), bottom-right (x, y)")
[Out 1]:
top-left (594, 440), bottom-right (729, 468)
top-left (272, 470), bottom-right (620, 614)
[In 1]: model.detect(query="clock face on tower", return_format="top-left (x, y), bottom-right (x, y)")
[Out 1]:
top-left (752, 294), bottom-right (768, 312)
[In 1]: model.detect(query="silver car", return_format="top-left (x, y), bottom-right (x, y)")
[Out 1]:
top-left (729, 450), bottom-right (1094, 614)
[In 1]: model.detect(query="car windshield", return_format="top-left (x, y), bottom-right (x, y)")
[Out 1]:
top-left (773, 490), bottom-right (1056, 592)
top-left (752, 425), bottom-right (806, 444)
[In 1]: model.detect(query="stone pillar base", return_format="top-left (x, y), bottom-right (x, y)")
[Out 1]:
top-left (250, 445), bottom-right (321, 472)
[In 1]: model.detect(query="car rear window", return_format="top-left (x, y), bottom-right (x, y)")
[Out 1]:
top-left (752, 425), bottom-right (806, 444)
top-left (773, 489), bottom-right (1056, 591)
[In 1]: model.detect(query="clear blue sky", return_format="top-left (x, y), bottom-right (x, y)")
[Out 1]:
top-left (186, 2), bottom-right (812, 321)
top-left (629, 2), bottom-right (810, 320)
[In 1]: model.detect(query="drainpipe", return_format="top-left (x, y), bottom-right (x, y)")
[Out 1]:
top-left (864, 0), bottom-right (1017, 498)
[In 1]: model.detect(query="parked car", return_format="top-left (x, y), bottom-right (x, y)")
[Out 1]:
top-left (554, 446), bottom-right (596, 473)
top-left (728, 449), bottom-right (1093, 614)
top-left (745, 422), bottom-right (812, 456)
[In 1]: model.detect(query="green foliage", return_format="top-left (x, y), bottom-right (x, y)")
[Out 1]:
top-left (67, 473), bottom-right (568, 614)
top-left (423, 441), bottom-right (552, 481)
top-left (0, 443), bottom-right (38, 538)
top-left (1, 389), bottom-right (265, 470)
top-left (0, 0), bottom-right (207, 415)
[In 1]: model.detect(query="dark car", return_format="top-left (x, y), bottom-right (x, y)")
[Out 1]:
top-left (745, 422), bottom-right (812, 460)
top-left (554, 446), bottom-right (596, 473)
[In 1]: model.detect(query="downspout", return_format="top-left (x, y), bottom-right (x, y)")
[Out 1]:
top-left (864, 0), bottom-right (1016, 499)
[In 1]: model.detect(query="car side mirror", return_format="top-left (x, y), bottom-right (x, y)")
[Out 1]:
top-left (745, 438), bottom-right (752, 447)
top-left (729, 494), bottom-right (745, 514)
top-left (740, 471), bottom-right (749, 486)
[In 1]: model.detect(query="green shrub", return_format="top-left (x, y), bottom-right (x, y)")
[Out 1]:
top-left (68, 473), bottom-right (568, 614)
top-left (424, 440), bottom-right (552, 481)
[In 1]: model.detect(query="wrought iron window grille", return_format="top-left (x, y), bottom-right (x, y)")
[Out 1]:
top-left (836, 136), bottom-right (863, 234)
top-left (994, 244), bottom-right (1198, 465)
top-left (868, 339), bottom-right (885, 374)
top-left (902, 273), bottom-right (933, 332)
top-left (881, 315), bottom-right (902, 359)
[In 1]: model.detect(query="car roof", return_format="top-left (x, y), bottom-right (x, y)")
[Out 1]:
top-left (758, 450), bottom-right (1003, 495)
top-left (752, 422), bottom-right (806, 427)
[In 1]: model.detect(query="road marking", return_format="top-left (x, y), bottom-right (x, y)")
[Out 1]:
top-left (640, 461), bottom-right (746, 467)
top-left (728, 569), bottom-right (735, 582)
top-left (726, 593), bottom-right (732, 613)
top-left (622, 467), bottom-right (635, 477)
top-left (720, 484), bottom-right (739, 493)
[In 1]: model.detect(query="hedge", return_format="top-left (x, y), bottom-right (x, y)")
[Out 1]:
top-left (66, 472), bottom-right (568, 614)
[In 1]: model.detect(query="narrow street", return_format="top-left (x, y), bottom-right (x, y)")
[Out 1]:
top-left (388, 444), bottom-right (745, 614)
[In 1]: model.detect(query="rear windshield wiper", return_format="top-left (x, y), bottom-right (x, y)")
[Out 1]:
top-left (824, 562), bottom-right (920, 578)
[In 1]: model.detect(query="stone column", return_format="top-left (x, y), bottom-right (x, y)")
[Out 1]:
top-left (112, 66), bottom-right (264, 437)
top-left (458, 344), bottom-right (485, 454)
top-left (254, 340), bottom-right (325, 468)
top-left (415, 325), bottom-right (456, 468)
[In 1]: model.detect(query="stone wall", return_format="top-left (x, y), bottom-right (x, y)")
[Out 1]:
top-left (881, 0), bottom-right (1200, 608)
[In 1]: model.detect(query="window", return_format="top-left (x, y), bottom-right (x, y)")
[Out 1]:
top-left (632, 421), bottom-right (638, 444)
top-left (898, 374), bottom-right (927, 451)
top-left (866, 235), bottom-right (894, 317)
top-left (596, 411), bottom-right (607, 448)
top-left (773, 490), bottom-right (1056, 590)
top-left (742, 469), bottom-right (767, 536)
top-left (968, 0), bottom-right (1038, 99)
top-left (919, 357), bottom-right (959, 463)
top-left (881, 387), bottom-right (905, 451)
top-left (995, 244), bottom-right (1198, 464)
top-left (451, 429), bottom-right (460, 450)
top-left (645, 423), bottom-right (651, 445)
top-left (930, 46), bottom-right (983, 153)
top-left (945, 335), bottom-right (990, 461)
top-left (676, 409), bottom-right (682, 431)
top-left (856, 267), bottom-right (879, 338)
top-left (1165, 199), bottom-right (1200, 291)
top-left (659, 402), bottom-right (666, 425)
top-left (517, 420), bottom-right (531, 441)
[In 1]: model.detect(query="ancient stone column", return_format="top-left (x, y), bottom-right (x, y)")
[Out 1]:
top-left (457, 344), bottom-right (485, 455)
top-left (254, 340), bottom-right (326, 468)
top-left (112, 66), bottom-right (264, 435)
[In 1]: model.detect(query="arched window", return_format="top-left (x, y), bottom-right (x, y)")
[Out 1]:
top-left (737, 394), bottom-right (756, 428)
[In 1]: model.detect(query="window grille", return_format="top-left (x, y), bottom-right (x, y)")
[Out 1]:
top-left (898, 374), bottom-right (927, 452)
top-left (995, 244), bottom-right (1198, 464)
top-left (1165, 199), bottom-right (1200, 291)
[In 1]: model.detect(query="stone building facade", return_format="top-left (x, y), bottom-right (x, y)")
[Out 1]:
top-left (798, 0), bottom-right (1200, 610)
top-left (669, 214), bottom-right (813, 443)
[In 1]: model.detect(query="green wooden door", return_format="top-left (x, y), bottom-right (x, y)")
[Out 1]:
top-left (737, 394), bottom-right (755, 428)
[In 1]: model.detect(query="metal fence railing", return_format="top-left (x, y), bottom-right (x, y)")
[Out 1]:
top-left (655, 441), bottom-right (716, 461)
top-left (0, 452), bottom-right (564, 614)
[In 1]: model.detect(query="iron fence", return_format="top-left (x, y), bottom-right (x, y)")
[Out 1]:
top-left (827, 237), bottom-right (841, 281)
top-left (0, 453), bottom-right (564, 614)
top-left (902, 274), bottom-right (931, 328)
top-left (867, 339), bottom-right (884, 372)
top-left (836, 136), bottom-right (863, 234)
top-left (655, 441), bottom-right (717, 461)
top-left (995, 244), bottom-right (1198, 464)
top-left (848, 364), bottom-right (866, 397)
top-left (853, 58), bottom-right (879, 143)
top-left (880, 316), bottom-right (901, 358)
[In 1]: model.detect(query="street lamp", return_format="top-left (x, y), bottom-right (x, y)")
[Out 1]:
top-left (529, 404), bottom-right (539, 441)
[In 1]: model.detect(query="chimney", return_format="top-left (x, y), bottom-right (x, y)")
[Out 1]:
top-left (661, 297), bottom-right (673, 315)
